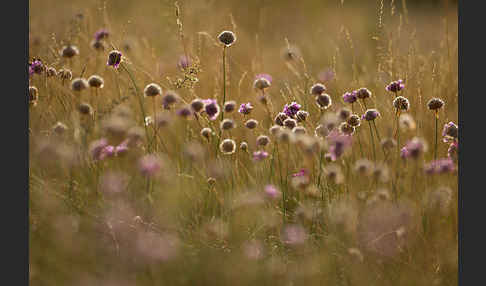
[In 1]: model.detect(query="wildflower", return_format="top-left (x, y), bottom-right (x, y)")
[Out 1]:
top-left (29, 59), bottom-right (44, 75)
top-left (162, 91), bottom-right (179, 109)
top-left (177, 55), bottom-right (191, 70)
top-left (316, 93), bottom-right (332, 109)
top-left (283, 118), bottom-right (297, 129)
top-left (347, 114), bottom-right (361, 127)
top-left (46, 66), bottom-right (57, 77)
top-left (87, 75), bottom-right (104, 88)
top-left (58, 68), bottom-right (72, 80)
top-left (256, 135), bottom-right (270, 147)
top-left (94, 28), bottom-right (109, 41)
top-left (314, 124), bottom-right (329, 138)
top-left (224, 101), bottom-right (237, 113)
top-left (91, 40), bottom-right (105, 51)
top-left (292, 126), bottom-right (306, 135)
top-left (427, 98), bottom-right (445, 111)
top-left (253, 74), bottom-right (272, 90)
top-left (201, 127), bottom-right (213, 139)
top-left (339, 122), bottom-right (355, 135)
top-left (176, 105), bottom-right (193, 118)
top-left (337, 107), bottom-right (352, 121)
top-left (296, 110), bottom-right (309, 122)
top-left (356, 88), bottom-right (372, 99)
top-left (327, 130), bottom-right (352, 161)
top-left (253, 150), bottom-right (269, 161)
top-left (77, 103), bottom-right (93, 115)
top-left (342, 91), bottom-right (358, 103)
top-left (399, 113), bottom-right (416, 131)
top-left (283, 102), bottom-right (301, 117)
top-left (245, 119), bottom-right (259, 129)
top-left (52, 122), bottom-right (68, 135)
top-left (269, 125), bottom-right (282, 136)
top-left (354, 158), bottom-right (373, 176)
top-left (71, 78), bottom-right (89, 92)
top-left (381, 138), bottom-right (397, 150)
top-left (448, 141), bottom-right (458, 160)
top-left (264, 185), bottom-right (281, 200)
top-left (220, 139), bottom-right (236, 155)
top-left (442, 122), bottom-right (458, 142)
top-left (61, 45), bottom-right (79, 58)
top-left (238, 102), bottom-right (254, 115)
top-left (401, 137), bottom-right (428, 159)
top-left (89, 138), bottom-right (109, 161)
top-left (29, 86), bottom-right (38, 104)
top-left (362, 109), bottom-right (380, 121)
top-left (281, 224), bottom-right (307, 245)
top-left (138, 154), bottom-right (162, 177)
top-left (424, 158), bottom-right (456, 174)
top-left (107, 50), bottom-right (123, 68)
top-left (240, 141), bottom-right (248, 151)
top-left (324, 164), bottom-right (344, 184)
top-left (274, 112), bottom-right (288, 126)
top-left (218, 30), bottom-right (236, 47)
top-left (190, 98), bottom-right (205, 113)
top-left (144, 83), bottom-right (162, 97)
top-left (393, 96), bottom-right (410, 111)
top-left (310, 83), bottom-right (326, 95)
top-left (220, 119), bottom-right (235, 131)
top-left (386, 79), bottom-right (405, 93)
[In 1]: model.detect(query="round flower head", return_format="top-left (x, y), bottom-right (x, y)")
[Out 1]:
top-left (324, 164), bottom-right (344, 184)
top-left (372, 163), bottom-right (390, 183)
top-left (296, 110), bottom-right (309, 122)
top-left (283, 102), bottom-right (301, 117)
top-left (269, 125), bottom-right (282, 136)
top-left (46, 67), bottom-right (57, 77)
top-left (29, 59), bottom-right (44, 75)
top-left (88, 75), bottom-right (104, 88)
top-left (94, 28), bottom-right (109, 41)
top-left (274, 112), bottom-right (288, 126)
top-left (347, 114), bottom-right (361, 127)
top-left (201, 127), bottom-right (213, 139)
top-left (220, 139), bottom-right (236, 155)
top-left (240, 141), bottom-right (248, 151)
top-left (176, 105), bottom-right (193, 118)
top-left (144, 83), bottom-right (162, 97)
top-left (61, 45), bottom-right (79, 58)
top-left (402, 137), bottom-right (428, 159)
top-left (354, 158), bottom-right (373, 176)
top-left (253, 151), bottom-right (269, 161)
top-left (162, 91), bottom-right (179, 109)
top-left (314, 124), bottom-right (329, 138)
top-left (327, 130), bottom-right (352, 161)
top-left (238, 102), bottom-right (254, 115)
top-left (310, 83), bottom-right (326, 96)
top-left (277, 129), bottom-right (295, 143)
top-left (356, 88), bottom-right (372, 99)
top-left (442, 122), bottom-right (458, 142)
top-left (386, 79), bottom-right (405, 93)
top-left (342, 91), bottom-right (358, 104)
top-left (292, 126), bottom-right (306, 135)
top-left (204, 99), bottom-right (220, 120)
top-left (29, 86), bottom-right (38, 103)
top-left (316, 93), bottom-right (332, 109)
top-left (399, 113), bottom-right (416, 131)
top-left (256, 135), bottom-right (270, 147)
top-left (91, 40), bottom-right (105, 51)
top-left (107, 50), bottom-right (123, 68)
top-left (77, 102), bottom-right (93, 115)
top-left (339, 122), bottom-right (355, 135)
top-left (283, 118), bottom-right (297, 129)
top-left (337, 107), bottom-right (352, 121)
top-left (138, 154), bottom-right (162, 177)
top-left (224, 101), bottom-right (237, 113)
top-left (381, 138), bottom-right (397, 150)
top-left (58, 69), bottom-right (72, 80)
top-left (52, 121), bottom-right (68, 135)
top-left (427, 97), bottom-right (445, 111)
top-left (393, 96), bottom-right (410, 111)
top-left (190, 98), bottom-right (205, 113)
top-left (362, 109), bottom-right (380, 121)
top-left (253, 74), bottom-right (271, 90)
top-left (245, 119), bottom-right (259, 129)
top-left (218, 30), bottom-right (236, 47)
top-left (220, 119), bottom-right (235, 131)
top-left (71, 78), bottom-right (89, 92)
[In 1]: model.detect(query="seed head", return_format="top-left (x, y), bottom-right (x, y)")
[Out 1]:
top-left (427, 98), bottom-right (445, 111)
top-left (347, 114), bottom-right (361, 127)
top-left (61, 45), bottom-right (79, 58)
top-left (224, 100), bottom-right (237, 113)
top-left (107, 50), bottom-right (123, 68)
top-left (71, 78), bottom-right (89, 92)
top-left (316, 93), bottom-right (332, 109)
top-left (88, 75), bottom-right (104, 88)
top-left (342, 91), bottom-right (358, 103)
top-left (190, 98), bottom-right (205, 113)
top-left (310, 83), bottom-right (326, 95)
top-left (240, 141), bottom-right (248, 151)
top-left (220, 139), bottom-right (236, 154)
top-left (29, 59), bottom-right (44, 75)
top-left (274, 112), bottom-right (288, 126)
top-left (220, 119), bottom-right (235, 131)
top-left (283, 118), bottom-right (297, 129)
top-left (256, 135), bottom-right (270, 147)
top-left (245, 119), bottom-right (259, 129)
top-left (356, 88), bottom-right (372, 99)
top-left (362, 109), bottom-right (380, 121)
top-left (218, 30), bottom-right (236, 47)
top-left (144, 83), bottom-right (162, 97)
top-left (393, 96), bottom-right (410, 111)
top-left (77, 103), bottom-right (93, 115)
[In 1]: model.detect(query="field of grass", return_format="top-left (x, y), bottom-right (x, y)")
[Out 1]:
top-left (29, 0), bottom-right (458, 285)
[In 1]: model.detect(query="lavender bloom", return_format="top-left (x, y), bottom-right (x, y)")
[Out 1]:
top-left (29, 59), bottom-right (44, 76)
top-left (283, 101), bottom-right (301, 117)
top-left (253, 151), bottom-right (269, 161)
top-left (386, 79), bottom-right (405, 93)
top-left (356, 88), bottom-right (372, 99)
top-left (362, 109), bottom-right (380, 121)
top-left (94, 28), bottom-right (109, 41)
top-left (281, 224), bottom-right (307, 245)
top-left (204, 99), bottom-right (220, 120)
top-left (424, 158), bottom-right (456, 174)
top-left (177, 55), bottom-right (191, 70)
top-left (238, 102), bottom-right (254, 115)
top-left (442, 121), bottom-right (458, 142)
top-left (107, 50), bottom-right (123, 69)
top-left (327, 130), bottom-right (352, 161)
top-left (342, 91), bottom-right (358, 104)
top-left (138, 154), bottom-right (162, 177)
top-left (264, 185), bottom-right (281, 200)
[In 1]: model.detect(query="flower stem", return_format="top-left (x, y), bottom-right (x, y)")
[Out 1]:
top-left (434, 111), bottom-right (438, 160)
top-left (368, 122), bottom-right (376, 162)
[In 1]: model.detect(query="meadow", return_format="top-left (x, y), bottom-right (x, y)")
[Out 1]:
top-left (29, 0), bottom-right (458, 285)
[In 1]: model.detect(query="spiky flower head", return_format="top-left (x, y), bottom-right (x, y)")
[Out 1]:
top-left (316, 94), bottom-right (332, 109)
top-left (245, 119), bottom-right (259, 129)
top-left (61, 45), bottom-right (79, 58)
top-left (310, 83), bottom-right (326, 96)
top-left (190, 98), bottom-right (205, 113)
top-left (393, 96), bottom-right (410, 111)
top-left (347, 114), bottom-right (361, 127)
top-left (224, 101), bottom-right (237, 113)
top-left (46, 66), bottom-right (57, 77)
top-left (386, 79), bottom-right (405, 93)
top-left (283, 101), bottom-right (301, 117)
top-left (107, 50), bottom-right (123, 68)
top-left (274, 112), bottom-right (288, 126)
top-left (356, 88), bottom-right (372, 99)
top-left (442, 122), bottom-right (458, 142)
top-left (220, 139), bottom-right (236, 155)
top-left (29, 59), bottom-right (44, 75)
top-left (238, 102), bottom-right (254, 115)
top-left (204, 99), bottom-right (220, 120)
top-left (88, 75), bottom-right (104, 88)
top-left (218, 30), bottom-right (236, 47)
top-left (362, 109), bottom-right (380, 121)
top-left (427, 98), bottom-right (445, 111)
top-left (71, 78), bottom-right (89, 92)
top-left (342, 91), bottom-right (358, 103)
top-left (144, 83), bottom-right (162, 97)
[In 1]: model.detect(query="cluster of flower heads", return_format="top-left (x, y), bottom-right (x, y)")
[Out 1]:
top-left (424, 158), bottom-right (456, 175)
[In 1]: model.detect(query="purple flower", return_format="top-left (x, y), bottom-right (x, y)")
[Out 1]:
top-left (386, 79), bottom-right (405, 93)
top-left (115, 140), bottom-right (129, 156)
top-left (283, 101), bottom-right (301, 118)
top-left (342, 91), bottom-right (358, 104)
top-left (94, 28), bottom-right (109, 41)
top-left (255, 73), bottom-right (272, 84)
top-left (29, 59), bottom-right (44, 76)
top-left (424, 158), bottom-right (456, 175)
top-left (292, 168), bottom-right (309, 178)
top-left (177, 55), bottom-right (191, 70)
top-left (238, 102), bottom-right (254, 115)
top-left (253, 151), bottom-right (269, 161)
top-left (327, 130), bottom-right (352, 161)
top-left (264, 185), bottom-right (281, 200)
top-left (442, 121), bottom-right (458, 142)
top-left (99, 145), bottom-right (116, 160)
top-left (400, 147), bottom-right (409, 159)
top-left (362, 109), bottom-right (380, 121)
top-left (203, 99), bottom-right (220, 120)
top-left (401, 137), bottom-right (427, 159)
top-left (138, 154), bottom-right (162, 177)
top-left (107, 50), bottom-right (122, 69)
top-left (89, 138), bottom-right (109, 161)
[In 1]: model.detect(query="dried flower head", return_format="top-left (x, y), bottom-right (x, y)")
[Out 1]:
top-left (256, 135), bottom-right (270, 147)
top-left (283, 118), bottom-right (297, 129)
top-left (362, 109), bottom-right (380, 121)
top-left (201, 127), bottom-right (213, 140)
top-left (274, 112), bottom-right (288, 126)
top-left (220, 118), bottom-right (236, 131)
top-left (342, 91), bottom-right (358, 103)
top-left (245, 119), bottom-right (259, 129)
top-left (224, 100), bottom-right (237, 113)
top-left (386, 79), bottom-right (405, 93)
top-left (58, 68), bottom-right (72, 80)
top-left (240, 141), bottom-right (248, 151)
top-left (310, 83), bottom-right (326, 96)
top-left (77, 102), bottom-right (93, 115)
top-left (316, 93), bottom-right (332, 109)
top-left (238, 102), bottom-right (254, 115)
top-left (347, 114), bottom-right (361, 127)
top-left (393, 96), bottom-right (410, 111)
top-left (218, 30), bottom-right (236, 47)
top-left (337, 107), bottom-right (352, 121)
top-left (220, 139), bottom-right (236, 154)
top-left (61, 45), bottom-right (79, 58)
top-left (296, 110), bottom-right (309, 122)
top-left (144, 83), bottom-right (162, 97)
top-left (427, 98), bottom-right (445, 111)
top-left (29, 59), bottom-right (44, 75)
top-left (190, 98), bottom-right (205, 113)
top-left (87, 75), bottom-right (104, 88)
top-left (107, 50), bottom-right (122, 68)
top-left (339, 122), bottom-right (355, 135)
top-left (162, 91), bottom-right (180, 109)
top-left (356, 88), bottom-right (372, 99)
top-left (71, 78), bottom-right (89, 92)
top-left (442, 122), bottom-right (458, 142)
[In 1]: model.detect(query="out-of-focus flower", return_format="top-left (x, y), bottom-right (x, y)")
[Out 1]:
top-left (253, 150), bottom-right (269, 161)
top-left (386, 79), bottom-right (405, 93)
top-left (253, 74), bottom-right (272, 90)
top-left (310, 83), bottom-right (326, 96)
top-left (264, 185), bottom-right (281, 200)
top-left (138, 154), bottom-right (162, 177)
top-left (442, 121), bottom-right (458, 143)
top-left (327, 130), bottom-right (352, 161)
top-left (220, 139), bottom-right (236, 155)
top-left (94, 28), bottom-right (109, 41)
top-left (343, 91), bottom-right (358, 104)
top-left (362, 109), bottom-right (380, 121)
top-left (238, 102), bottom-right (254, 115)
top-left (424, 158), bottom-right (456, 175)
